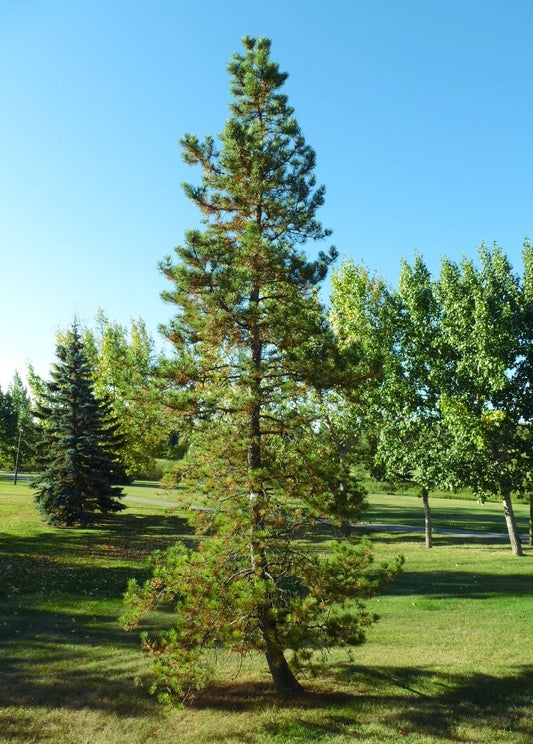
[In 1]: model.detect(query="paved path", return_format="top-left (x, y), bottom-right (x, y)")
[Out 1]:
top-left (125, 495), bottom-right (177, 508)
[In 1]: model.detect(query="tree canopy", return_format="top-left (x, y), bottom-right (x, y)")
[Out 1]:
top-left (82, 310), bottom-right (171, 478)
top-left (331, 243), bottom-right (533, 556)
top-left (435, 244), bottom-right (533, 555)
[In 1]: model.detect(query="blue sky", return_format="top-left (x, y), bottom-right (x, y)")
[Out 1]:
top-left (2, 0), bottom-right (533, 390)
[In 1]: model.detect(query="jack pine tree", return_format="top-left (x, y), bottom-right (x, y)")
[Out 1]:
top-left (123, 37), bottom-right (401, 701)
top-left (33, 324), bottom-right (126, 526)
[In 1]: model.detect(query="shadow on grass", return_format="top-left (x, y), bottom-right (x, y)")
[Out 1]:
top-left (379, 566), bottom-right (533, 599)
top-left (327, 663), bottom-right (533, 741)
top-left (364, 501), bottom-right (529, 534)
top-left (0, 592), bottom-right (176, 720)
top-left (361, 528), bottom-right (530, 552)
top-left (0, 510), bottom-right (192, 721)
top-left (0, 511), bottom-right (195, 599)
top-left (190, 665), bottom-right (533, 742)
top-left (0, 509), bottom-right (193, 550)
top-left (0, 576), bottom-right (160, 718)
top-left (0, 643), bottom-right (156, 719)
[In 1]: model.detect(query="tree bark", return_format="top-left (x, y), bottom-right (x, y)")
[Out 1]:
top-left (250, 488), bottom-right (305, 695)
top-left (421, 487), bottom-right (432, 549)
top-left (502, 490), bottom-right (523, 556)
top-left (265, 645), bottom-right (305, 697)
top-left (250, 488), bottom-right (305, 696)
top-left (258, 607), bottom-right (305, 696)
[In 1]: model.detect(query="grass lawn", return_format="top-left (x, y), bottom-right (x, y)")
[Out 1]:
top-left (364, 490), bottom-right (531, 536)
top-left (0, 481), bottom-right (532, 743)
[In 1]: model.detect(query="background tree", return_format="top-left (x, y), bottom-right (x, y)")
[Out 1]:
top-left (436, 244), bottom-right (532, 556)
top-left (518, 239), bottom-right (533, 541)
top-left (330, 258), bottom-right (451, 549)
top-left (0, 373), bottom-right (37, 475)
top-left (374, 256), bottom-right (455, 549)
top-left (330, 261), bottom-right (394, 438)
top-left (0, 386), bottom-right (17, 469)
top-left (123, 36), bottom-right (401, 702)
top-left (33, 324), bottom-right (126, 526)
top-left (8, 371), bottom-right (38, 477)
top-left (329, 263), bottom-right (395, 521)
top-left (82, 310), bottom-right (172, 478)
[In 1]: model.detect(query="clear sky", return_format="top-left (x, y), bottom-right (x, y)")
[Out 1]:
top-left (2, 0), bottom-right (533, 390)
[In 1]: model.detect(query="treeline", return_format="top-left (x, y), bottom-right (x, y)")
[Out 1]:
top-left (2, 244), bottom-right (531, 551)
top-left (330, 242), bottom-right (533, 557)
top-left (0, 312), bottom-right (185, 480)
top-left (0, 371), bottom-right (35, 477)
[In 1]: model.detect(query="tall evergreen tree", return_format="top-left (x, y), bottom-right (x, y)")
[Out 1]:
top-left (123, 36), bottom-right (401, 702)
top-left (33, 324), bottom-right (126, 526)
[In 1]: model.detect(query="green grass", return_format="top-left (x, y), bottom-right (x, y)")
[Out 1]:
top-left (363, 490), bottom-right (530, 536)
top-left (0, 482), bottom-right (532, 743)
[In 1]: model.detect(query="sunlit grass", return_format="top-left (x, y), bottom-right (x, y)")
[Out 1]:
top-left (364, 491), bottom-right (530, 537)
top-left (0, 481), bottom-right (532, 743)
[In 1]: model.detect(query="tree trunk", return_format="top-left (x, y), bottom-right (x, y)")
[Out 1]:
top-left (13, 429), bottom-right (21, 485)
top-left (246, 292), bottom-right (305, 697)
top-left (258, 607), bottom-right (305, 696)
top-left (529, 494), bottom-right (533, 546)
top-left (250, 492), bottom-right (305, 696)
top-left (421, 487), bottom-right (432, 549)
top-left (250, 493), bottom-right (305, 696)
top-left (502, 490), bottom-right (523, 556)
top-left (265, 645), bottom-right (305, 697)
top-left (340, 519), bottom-right (351, 537)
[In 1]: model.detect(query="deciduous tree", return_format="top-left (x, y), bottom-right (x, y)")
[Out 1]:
top-left (436, 244), bottom-right (532, 556)
top-left (377, 256), bottom-right (455, 549)
top-left (331, 258), bottom-right (452, 549)
top-left (82, 311), bottom-right (170, 477)
top-left (519, 239), bottom-right (533, 541)
top-left (8, 371), bottom-right (38, 477)
top-left (0, 386), bottom-right (17, 469)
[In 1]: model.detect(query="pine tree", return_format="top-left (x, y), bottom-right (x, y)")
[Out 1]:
top-left (33, 324), bottom-right (126, 526)
top-left (123, 37), bottom-right (401, 701)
